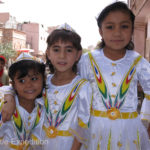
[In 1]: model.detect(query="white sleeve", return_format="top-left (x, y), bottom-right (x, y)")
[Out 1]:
top-left (0, 85), bottom-right (15, 95)
top-left (69, 81), bottom-right (93, 145)
top-left (138, 58), bottom-right (150, 123)
top-left (77, 53), bottom-right (91, 80)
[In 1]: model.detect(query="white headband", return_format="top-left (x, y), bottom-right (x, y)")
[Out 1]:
top-left (57, 23), bottom-right (76, 32)
top-left (15, 52), bottom-right (43, 63)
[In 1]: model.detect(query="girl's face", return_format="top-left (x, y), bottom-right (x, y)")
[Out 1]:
top-left (99, 11), bottom-right (133, 51)
top-left (46, 40), bottom-right (81, 74)
top-left (13, 70), bottom-right (43, 102)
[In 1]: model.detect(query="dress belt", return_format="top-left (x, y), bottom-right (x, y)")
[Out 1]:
top-left (91, 109), bottom-right (138, 119)
top-left (43, 125), bottom-right (72, 138)
top-left (9, 142), bottom-right (29, 150)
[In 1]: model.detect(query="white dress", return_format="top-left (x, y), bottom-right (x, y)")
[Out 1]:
top-left (0, 95), bottom-right (45, 150)
top-left (78, 49), bottom-right (150, 150)
top-left (43, 75), bottom-right (92, 150)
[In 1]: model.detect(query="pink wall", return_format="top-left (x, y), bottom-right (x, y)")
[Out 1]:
top-left (22, 23), bottom-right (39, 54)
top-left (0, 13), bottom-right (9, 23)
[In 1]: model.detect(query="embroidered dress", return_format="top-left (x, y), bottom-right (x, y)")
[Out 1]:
top-left (42, 75), bottom-right (92, 150)
top-left (0, 95), bottom-right (45, 150)
top-left (78, 49), bottom-right (150, 150)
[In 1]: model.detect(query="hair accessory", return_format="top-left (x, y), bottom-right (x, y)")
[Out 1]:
top-left (15, 52), bottom-right (43, 63)
top-left (57, 23), bottom-right (76, 32)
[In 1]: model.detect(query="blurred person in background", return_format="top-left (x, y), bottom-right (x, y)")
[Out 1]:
top-left (0, 55), bottom-right (9, 86)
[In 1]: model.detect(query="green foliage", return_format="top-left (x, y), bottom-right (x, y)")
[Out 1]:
top-left (0, 42), bottom-right (17, 61)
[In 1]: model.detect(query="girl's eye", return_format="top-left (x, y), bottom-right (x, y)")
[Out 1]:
top-left (31, 77), bottom-right (38, 81)
top-left (19, 79), bottom-right (25, 83)
top-left (121, 25), bottom-right (129, 29)
top-left (106, 25), bottom-right (113, 29)
top-left (53, 48), bottom-right (59, 52)
top-left (66, 49), bottom-right (73, 52)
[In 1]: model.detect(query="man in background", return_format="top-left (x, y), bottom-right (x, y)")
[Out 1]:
top-left (0, 55), bottom-right (9, 86)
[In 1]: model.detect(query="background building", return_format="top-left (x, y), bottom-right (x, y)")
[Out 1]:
top-left (128, 0), bottom-right (150, 61)
top-left (0, 12), bottom-right (49, 57)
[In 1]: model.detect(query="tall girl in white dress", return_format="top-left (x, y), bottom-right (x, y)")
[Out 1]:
top-left (78, 2), bottom-right (150, 150)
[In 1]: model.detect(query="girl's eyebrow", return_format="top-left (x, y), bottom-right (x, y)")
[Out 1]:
top-left (52, 45), bottom-right (60, 48)
top-left (65, 46), bottom-right (73, 48)
top-left (52, 45), bottom-right (74, 49)
top-left (105, 20), bottom-right (131, 25)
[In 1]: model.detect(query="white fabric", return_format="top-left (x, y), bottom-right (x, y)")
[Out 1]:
top-left (78, 49), bottom-right (150, 150)
top-left (0, 85), bottom-right (15, 95)
top-left (0, 95), bottom-right (45, 150)
top-left (43, 75), bottom-right (92, 150)
top-left (15, 52), bottom-right (43, 63)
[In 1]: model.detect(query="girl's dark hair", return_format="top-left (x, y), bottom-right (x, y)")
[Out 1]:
top-left (9, 60), bottom-right (46, 98)
top-left (46, 29), bottom-right (82, 73)
top-left (97, 1), bottom-right (135, 50)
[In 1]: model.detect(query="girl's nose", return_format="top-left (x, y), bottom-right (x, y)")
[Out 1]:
top-left (59, 51), bottom-right (65, 58)
top-left (26, 79), bottom-right (33, 87)
top-left (114, 27), bottom-right (121, 36)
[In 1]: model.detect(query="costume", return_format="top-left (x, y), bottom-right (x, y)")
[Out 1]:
top-left (78, 49), bottom-right (150, 150)
top-left (42, 75), bottom-right (92, 150)
top-left (0, 94), bottom-right (45, 150)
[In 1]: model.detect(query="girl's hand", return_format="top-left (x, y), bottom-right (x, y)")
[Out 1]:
top-left (71, 138), bottom-right (81, 150)
top-left (2, 94), bottom-right (16, 122)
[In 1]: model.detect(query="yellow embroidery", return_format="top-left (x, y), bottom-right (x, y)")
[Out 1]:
top-left (28, 116), bottom-right (31, 120)
top-left (54, 91), bottom-right (58, 94)
top-left (54, 101), bottom-right (57, 105)
top-left (111, 95), bottom-right (116, 98)
top-left (9, 141), bottom-right (30, 150)
top-left (111, 72), bottom-right (116, 76)
top-left (145, 94), bottom-right (150, 100)
top-left (107, 107), bottom-right (121, 120)
top-left (117, 141), bottom-right (122, 147)
top-left (133, 140), bottom-right (137, 144)
top-left (112, 83), bottom-right (116, 87)
top-left (111, 63), bottom-right (116, 66)
top-left (54, 110), bottom-right (58, 114)
top-left (78, 118), bottom-right (88, 129)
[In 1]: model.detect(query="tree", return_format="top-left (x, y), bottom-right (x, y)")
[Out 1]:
top-left (0, 42), bottom-right (17, 61)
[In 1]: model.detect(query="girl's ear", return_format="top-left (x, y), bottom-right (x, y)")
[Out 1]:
top-left (99, 28), bottom-right (103, 37)
top-left (46, 49), bottom-right (50, 60)
top-left (11, 81), bottom-right (16, 90)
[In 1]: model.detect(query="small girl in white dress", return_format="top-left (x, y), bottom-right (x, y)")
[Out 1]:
top-left (0, 53), bottom-right (46, 150)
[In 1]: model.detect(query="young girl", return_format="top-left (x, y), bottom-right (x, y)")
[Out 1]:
top-left (0, 52), bottom-right (46, 150)
top-left (1, 24), bottom-right (92, 150)
top-left (78, 2), bottom-right (150, 150)
top-left (42, 24), bottom-right (92, 150)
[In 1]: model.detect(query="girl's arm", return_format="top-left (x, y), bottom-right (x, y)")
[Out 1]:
top-left (71, 138), bottom-right (81, 150)
top-left (0, 86), bottom-right (16, 122)
top-left (2, 94), bottom-right (16, 122)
